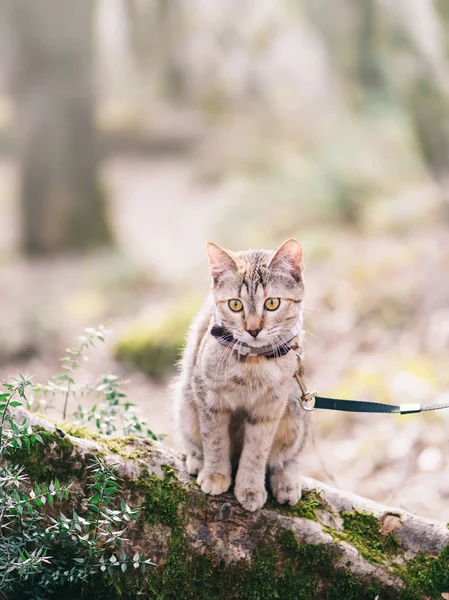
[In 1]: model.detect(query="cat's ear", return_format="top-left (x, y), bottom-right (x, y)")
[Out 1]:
top-left (206, 242), bottom-right (237, 280)
top-left (269, 238), bottom-right (304, 279)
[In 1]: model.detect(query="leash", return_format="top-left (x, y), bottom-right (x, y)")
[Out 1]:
top-left (294, 354), bottom-right (449, 415)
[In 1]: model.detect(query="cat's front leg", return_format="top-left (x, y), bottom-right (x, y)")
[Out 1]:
top-left (234, 417), bottom-right (281, 512)
top-left (197, 402), bottom-right (232, 496)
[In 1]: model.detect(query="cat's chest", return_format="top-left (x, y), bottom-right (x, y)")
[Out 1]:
top-left (201, 353), bottom-right (294, 410)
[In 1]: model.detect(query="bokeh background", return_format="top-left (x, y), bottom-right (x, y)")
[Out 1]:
top-left (1, 0), bottom-right (449, 520)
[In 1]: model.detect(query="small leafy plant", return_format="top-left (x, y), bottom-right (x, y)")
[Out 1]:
top-left (0, 327), bottom-right (156, 599)
top-left (30, 326), bottom-right (162, 441)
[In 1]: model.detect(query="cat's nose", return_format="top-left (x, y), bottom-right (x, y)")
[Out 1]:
top-left (247, 328), bottom-right (261, 338)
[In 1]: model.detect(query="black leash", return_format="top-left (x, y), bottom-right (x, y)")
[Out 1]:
top-left (312, 396), bottom-right (449, 415)
top-left (294, 354), bottom-right (449, 415)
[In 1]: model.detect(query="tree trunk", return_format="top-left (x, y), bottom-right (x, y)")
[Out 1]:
top-left (125, 0), bottom-right (187, 104)
top-left (356, 0), bottom-right (383, 92)
top-left (10, 408), bottom-right (449, 600)
top-left (381, 0), bottom-right (449, 215)
top-left (4, 0), bottom-right (112, 255)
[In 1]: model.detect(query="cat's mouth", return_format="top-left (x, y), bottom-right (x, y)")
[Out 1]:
top-left (235, 330), bottom-right (280, 348)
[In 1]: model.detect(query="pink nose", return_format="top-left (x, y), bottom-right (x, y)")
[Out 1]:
top-left (247, 328), bottom-right (261, 338)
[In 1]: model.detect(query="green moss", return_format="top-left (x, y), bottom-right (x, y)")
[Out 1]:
top-left (101, 436), bottom-right (137, 455)
top-left (339, 510), bottom-right (400, 563)
top-left (115, 296), bottom-right (202, 379)
top-left (6, 427), bottom-right (80, 483)
top-left (398, 546), bottom-right (449, 600)
top-left (127, 448), bottom-right (152, 461)
top-left (275, 529), bottom-right (391, 600)
top-left (274, 490), bottom-right (322, 521)
top-left (55, 421), bottom-right (139, 457)
top-left (54, 421), bottom-right (101, 442)
top-left (133, 463), bottom-right (187, 529)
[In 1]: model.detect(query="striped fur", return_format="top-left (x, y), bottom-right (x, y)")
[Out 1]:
top-left (174, 239), bottom-right (310, 511)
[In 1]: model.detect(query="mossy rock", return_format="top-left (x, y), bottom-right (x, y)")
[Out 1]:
top-left (8, 411), bottom-right (449, 600)
top-left (115, 297), bottom-right (202, 379)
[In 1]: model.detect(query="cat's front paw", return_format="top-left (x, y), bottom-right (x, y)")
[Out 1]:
top-left (270, 472), bottom-right (302, 506)
top-left (197, 470), bottom-right (231, 495)
top-left (234, 487), bottom-right (267, 512)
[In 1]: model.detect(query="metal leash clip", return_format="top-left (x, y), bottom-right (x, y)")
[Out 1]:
top-left (294, 353), bottom-right (317, 411)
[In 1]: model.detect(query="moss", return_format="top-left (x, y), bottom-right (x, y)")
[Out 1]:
top-left (101, 436), bottom-right (137, 455)
top-left (6, 423), bottom-right (138, 484)
top-left (6, 427), bottom-right (80, 483)
top-left (115, 296), bottom-right (202, 379)
top-left (339, 510), bottom-right (400, 563)
top-left (325, 510), bottom-right (449, 598)
top-left (274, 529), bottom-right (391, 600)
top-left (127, 448), bottom-right (152, 461)
top-left (273, 490), bottom-right (322, 521)
top-left (397, 545), bottom-right (449, 600)
top-left (55, 421), bottom-right (139, 457)
top-left (133, 463), bottom-right (187, 529)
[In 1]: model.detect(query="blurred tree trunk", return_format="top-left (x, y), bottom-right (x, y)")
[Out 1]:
top-left (4, 0), bottom-right (112, 255)
top-left (381, 0), bottom-right (449, 212)
top-left (125, 0), bottom-right (187, 103)
top-left (356, 0), bottom-right (383, 92)
top-left (303, 0), bottom-right (384, 97)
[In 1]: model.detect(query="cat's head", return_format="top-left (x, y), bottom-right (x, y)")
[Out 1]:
top-left (206, 239), bottom-right (304, 347)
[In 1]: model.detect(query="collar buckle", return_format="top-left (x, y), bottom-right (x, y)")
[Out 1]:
top-left (294, 353), bottom-right (316, 411)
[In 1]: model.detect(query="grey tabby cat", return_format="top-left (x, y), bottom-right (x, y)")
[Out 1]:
top-left (174, 239), bottom-right (310, 512)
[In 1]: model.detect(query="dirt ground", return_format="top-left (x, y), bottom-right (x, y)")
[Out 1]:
top-left (1, 156), bottom-right (449, 523)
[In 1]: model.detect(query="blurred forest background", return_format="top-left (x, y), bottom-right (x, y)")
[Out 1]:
top-left (0, 0), bottom-right (449, 521)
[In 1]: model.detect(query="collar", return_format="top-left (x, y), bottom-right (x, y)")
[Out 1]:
top-left (210, 321), bottom-right (301, 360)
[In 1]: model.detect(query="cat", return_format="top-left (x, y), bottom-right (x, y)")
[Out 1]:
top-left (174, 239), bottom-right (310, 512)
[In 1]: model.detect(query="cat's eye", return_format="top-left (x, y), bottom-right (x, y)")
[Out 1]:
top-left (264, 298), bottom-right (281, 311)
top-left (228, 299), bottom-right (243, 312)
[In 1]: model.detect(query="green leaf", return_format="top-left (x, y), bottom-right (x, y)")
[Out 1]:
top-left (9, 401), bottom-right (22, 407)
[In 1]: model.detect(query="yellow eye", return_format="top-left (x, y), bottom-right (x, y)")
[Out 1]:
top-left (228, 299), bottom-right (243, 312)
top-left (264, 298), bottom-right (280, 311)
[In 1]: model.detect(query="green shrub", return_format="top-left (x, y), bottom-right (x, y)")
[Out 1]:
top-left (115, 297), bottom-right (201, 379)
top-left (0, 330), bottom-right (156, 599)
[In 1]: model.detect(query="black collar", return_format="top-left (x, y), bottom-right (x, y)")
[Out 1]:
top-left (210, 324), bottom-right (299, 360)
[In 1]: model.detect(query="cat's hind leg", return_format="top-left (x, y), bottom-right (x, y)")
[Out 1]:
top-left (268, 397), bottom-right (310, 506)
top-left (269, 457), bottom-right (302, 506)
top-left (186, 446), bottom-right (203, 476)
top-left (175, 385), bottom-right (204, 475)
